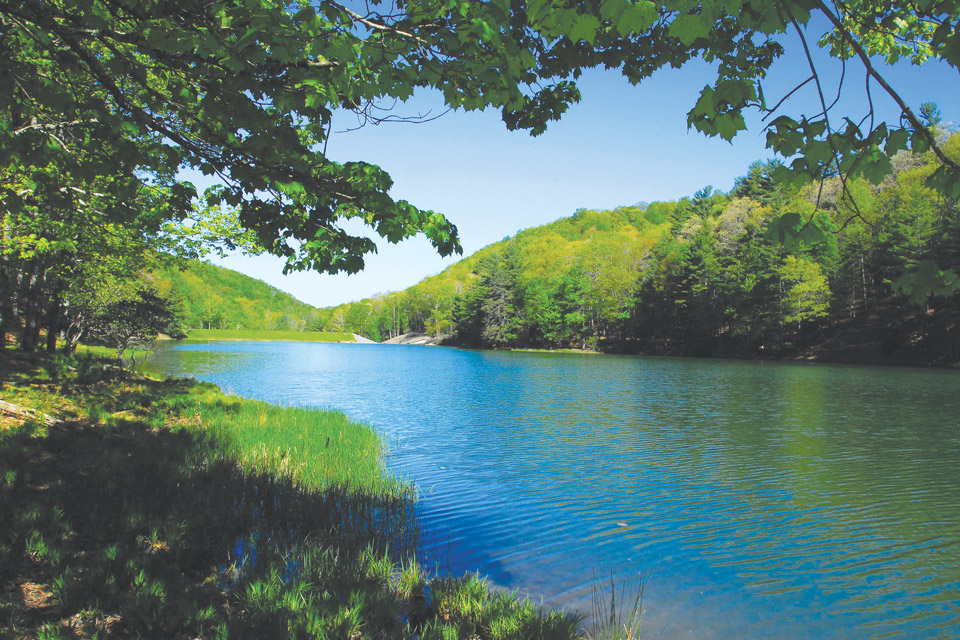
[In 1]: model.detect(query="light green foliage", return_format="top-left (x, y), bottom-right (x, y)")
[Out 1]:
top-left (150, 260), bottom-right (327, 331)
top-left (333, 140), bottom-right (960, 360)
top-left (778, 256), bottom-right (832, 327)
top-left (578, 226), bottom-right (657, 331)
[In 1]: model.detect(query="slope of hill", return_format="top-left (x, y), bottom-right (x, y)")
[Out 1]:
top-left (150, 261), bottom-right (331, 332)
top-left (323, 142), bottom-right (960, 367)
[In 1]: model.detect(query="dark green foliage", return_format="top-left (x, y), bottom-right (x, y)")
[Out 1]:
top-left (732, 160), bottom-right (786, 209)
top-left (90, 288), bottom-right (184, 368)
top-left (476, 244), bottom-right (525, 349)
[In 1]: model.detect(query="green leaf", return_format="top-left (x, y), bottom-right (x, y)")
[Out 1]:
top-left (600, 0), bottom-right (629, 21)
top-left (885, 128), bottom-right (910, 155)
top-left (617, 2), bottom-right (657, 35)
top-left (526, 0), bottom-right (548, 22)
top-left (764, 211), bottom-right (803, 245)
top-left (853, 147), bottom-right (893, 184)
top-left (893, 260), bottom-right (960, 304)
top-left (670, 13), bottom-right (711, 45)
top-left (715, 112), bottom-right (745, 142)
top-left (926, 165), bottom-right (960, 200)
top-left (568, 14), bottom-right (601, 44)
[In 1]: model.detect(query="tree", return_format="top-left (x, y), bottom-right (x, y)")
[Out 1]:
top-left (1, 0), bottom-right (578, 275)
top-left (90, 288), bottom-right (183, 371)
top-left (778, 255), bottom-right (831, 329)
top-left (0, 162), bottom-right (160, 352)
top-left (4, 0), bottom-right (960, 294)
top-left (578, 227), bottom-right (650, 340)
top-left (477, 246), bottom-right (525, 348)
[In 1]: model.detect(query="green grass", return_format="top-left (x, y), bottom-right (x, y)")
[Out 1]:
top-left (184, 329), bottom-right (355, 342)
top-left (0, 350), bottom-right (586, 639)
top-left (196, 392), bottom-right (402, 492)
top-left (510, 348), bottom-right (601, 355)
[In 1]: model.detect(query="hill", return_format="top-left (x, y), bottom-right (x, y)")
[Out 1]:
top-left (324, 141), bottom-right (960, 367)
top-left (149, 261), bottom-right (331, 332)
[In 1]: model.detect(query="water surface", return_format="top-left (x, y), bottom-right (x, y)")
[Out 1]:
top-left (147, 342), bottom-right (960, 639)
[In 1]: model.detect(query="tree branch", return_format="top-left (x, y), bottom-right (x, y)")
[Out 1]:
top-left (761, 75), bottom-right (815, 122)
top-left (12, 119), bottom-right (99, 136)
top-left (814, 0), bottom-right (960, 172)
top-left (326, 0), bottom-right (431, 46)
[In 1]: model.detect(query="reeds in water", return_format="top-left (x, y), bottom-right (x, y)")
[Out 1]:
top-left (588, 572), bottom-right (645, 640)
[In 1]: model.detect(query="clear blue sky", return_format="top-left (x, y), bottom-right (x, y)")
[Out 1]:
top-left (210, 27), bottom-right (960, 309)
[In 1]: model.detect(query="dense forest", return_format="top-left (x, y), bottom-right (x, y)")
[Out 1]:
top-left (149, 261), bottom-right (327, 332)
top-left (326, 136), bottom-right (960, 366)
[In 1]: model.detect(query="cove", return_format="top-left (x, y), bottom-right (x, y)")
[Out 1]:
top-left (147, 342), bottom-right (960, 639)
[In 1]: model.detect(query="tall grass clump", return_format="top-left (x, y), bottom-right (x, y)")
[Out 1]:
top-left (1, 351), bottom-right (588, 639)
top-left (587, 573), bottom-right (645, 640)
top-left (193, 387), bottom-right (399, 491)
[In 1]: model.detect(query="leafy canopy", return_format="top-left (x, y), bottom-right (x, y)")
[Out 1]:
top-left (3, 0), bottom-right (959, 285)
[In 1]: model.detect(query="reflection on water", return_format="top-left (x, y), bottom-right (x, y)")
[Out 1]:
top-left (147, 342), bottom-right (960, 639)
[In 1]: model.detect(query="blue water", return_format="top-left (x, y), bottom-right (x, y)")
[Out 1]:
top-left (147, 342), bottom-right (960, 639)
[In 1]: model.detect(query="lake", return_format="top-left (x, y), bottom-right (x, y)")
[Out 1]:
top-left (146, 341), bottom-right (960, 639)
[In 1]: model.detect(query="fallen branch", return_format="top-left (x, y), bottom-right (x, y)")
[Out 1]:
top-left (0, 399), bottom-right (60, 427)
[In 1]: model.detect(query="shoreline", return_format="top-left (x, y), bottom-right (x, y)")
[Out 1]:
top-left (172, 329), bottom-right (960, 370)
top-left (445, 340), bottom-right (960, 370)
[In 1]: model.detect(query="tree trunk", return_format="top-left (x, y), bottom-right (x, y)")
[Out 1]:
top-left (860, 252), bottom-right (868, 312)
top-left (46, 298), bottom-right (62, 353)
top-left (0, 266), bottom-right (7, 351)
top-left (21, 272), bottom-right (43, 352)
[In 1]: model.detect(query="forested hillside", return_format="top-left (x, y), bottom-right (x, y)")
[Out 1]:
top-left (328, 138), bottom-right (960, 366)
top-left (150, 261), bottom-right (329, 332)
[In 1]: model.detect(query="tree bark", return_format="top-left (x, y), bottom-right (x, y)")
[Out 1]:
top-left (46, 297), bottom-right (62, 353)
top-left (21, 271), bottom-right (44, 352)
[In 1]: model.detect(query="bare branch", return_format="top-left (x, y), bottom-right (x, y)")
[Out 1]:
top-left (761, 75), bottom-right (815, 122)
top-left (785, 4), bottom-right (869, 228)
top-left (12, 119), bottom-right (99, 136)
top-left (326, 0), bottom-right (431, 46)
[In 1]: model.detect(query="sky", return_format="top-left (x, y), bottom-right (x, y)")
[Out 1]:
top-left (208, 23), bottom-right (960, 309)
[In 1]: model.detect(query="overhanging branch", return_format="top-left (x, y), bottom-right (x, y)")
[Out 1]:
top-left (814, 0), bottom-right (960, 172)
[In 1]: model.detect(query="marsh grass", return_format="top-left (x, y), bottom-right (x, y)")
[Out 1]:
top-left (0, 351), bottom-right (584, 639)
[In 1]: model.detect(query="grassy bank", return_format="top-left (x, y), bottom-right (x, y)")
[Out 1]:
top-left (0, 351), bottom-right (583, 639)
top-left (185, 329), bottom-right (355, 342)
top-left (509, 348), bottom-right (600, 355)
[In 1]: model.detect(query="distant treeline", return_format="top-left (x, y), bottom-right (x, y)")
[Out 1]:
top-left (150, 262), bottom-right (330, 332)
top-left (327, 136), bottom-right (960, 364)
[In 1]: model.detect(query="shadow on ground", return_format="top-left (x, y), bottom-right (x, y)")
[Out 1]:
top-left (0, 366), bottom-right (417, 638)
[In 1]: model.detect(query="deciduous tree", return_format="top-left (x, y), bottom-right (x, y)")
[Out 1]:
top-left (5, 0), bottom-right (960, 295)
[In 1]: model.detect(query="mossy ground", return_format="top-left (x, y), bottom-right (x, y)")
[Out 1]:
top-left (0, 350), bottom-right (584, 639)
